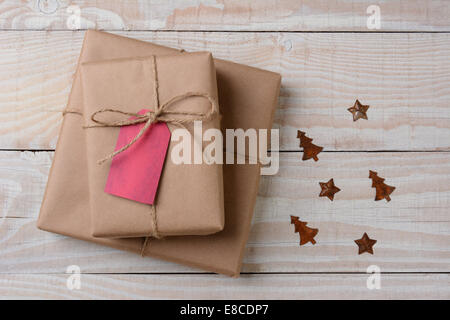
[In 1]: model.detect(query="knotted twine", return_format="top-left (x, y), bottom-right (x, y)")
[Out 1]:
top-left (75, 55), bottom-right (219, 255)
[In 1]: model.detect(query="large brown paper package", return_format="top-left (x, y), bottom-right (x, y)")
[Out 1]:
top-left (81, 53), bottom-right (224, 238)
top-left (38, 30), bottom-right (281, 277)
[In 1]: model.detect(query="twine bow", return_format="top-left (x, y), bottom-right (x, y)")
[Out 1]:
top-left (85, 91), bottom-right (218, 165)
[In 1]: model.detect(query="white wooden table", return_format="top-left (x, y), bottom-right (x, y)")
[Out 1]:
top-left (0, 0), bottom-right (449, 299)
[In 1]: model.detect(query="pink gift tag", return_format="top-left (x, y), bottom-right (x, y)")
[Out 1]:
top-left (105, 109), bottom-right (170, 205)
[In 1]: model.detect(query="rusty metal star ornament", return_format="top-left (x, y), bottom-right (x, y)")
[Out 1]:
top-left (319, 178), bottom-right (341, 201)
top-left (347, 99), bottom-right (369, 121)
top-left (354, 233), bottom-right (377, 255)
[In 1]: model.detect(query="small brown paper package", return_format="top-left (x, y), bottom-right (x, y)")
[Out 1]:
top-left (80, 53), bottom-right (224, 238)
top-left (38, 30), bottom-right (281, 277)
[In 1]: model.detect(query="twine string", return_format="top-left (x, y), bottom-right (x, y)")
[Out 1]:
top-left (81, 55), bottom-right (218, 254)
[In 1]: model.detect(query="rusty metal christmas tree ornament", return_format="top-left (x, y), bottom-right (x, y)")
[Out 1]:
top-left (369, 170), bottom-right (396, 202)
top-left (354, 232), bottom-right (377, 255)
top-left (290, 215), bottom-right (318, 246)
top-left (348, 99), bottom-right (369, 121)
top-left (319, 178), bottom-right (341, 201)
top-left (297, 130), bottom-right (323, 161)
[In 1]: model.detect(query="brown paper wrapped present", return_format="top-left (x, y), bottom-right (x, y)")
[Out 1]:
top-left (80, 53), bottom-right (224, 238)
top-left (38, 30), bottom-right (281, 277)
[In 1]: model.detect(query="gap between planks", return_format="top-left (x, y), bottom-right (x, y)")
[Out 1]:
top-left (0, 0), bottom-right (449, 32)
top-left (1, 29), bottom-right (450, 34)
top-left (0, 273), bottom-right (448, 299)
top-left (1, 150), bottom-right (450, 153)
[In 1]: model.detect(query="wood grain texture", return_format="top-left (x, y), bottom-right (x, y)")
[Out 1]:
top-left (1, 151), bottom-right (449, 274)
top-left (0, 0), bottom-right (449, 32)
top-left (1, 31), bottom-right (450, 151)
top-left (0, 273), bottom-right (448, 299)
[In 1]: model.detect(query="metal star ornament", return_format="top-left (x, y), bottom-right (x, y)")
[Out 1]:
top-left (354, 233), bottom-right (377, 255)
top-left (347, 99), bottom-right (369, 121)
top-left (319, 178), bottom-right (341, 201)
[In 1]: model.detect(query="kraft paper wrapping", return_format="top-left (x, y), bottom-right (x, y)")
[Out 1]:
top-left (81, 53), bottom-right (224, 238)
top-left (38, 30), bottom-right (281, 277)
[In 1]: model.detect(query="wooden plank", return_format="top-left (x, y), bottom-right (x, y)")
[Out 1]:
top-left (1, 31), bottom-right (450, 151)
top-left (0, 273), bottom-right (448, 299)
top-left (0, 0), bottom-right (449, 32)
top-left (1, 151), bottom-right (449, 273)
